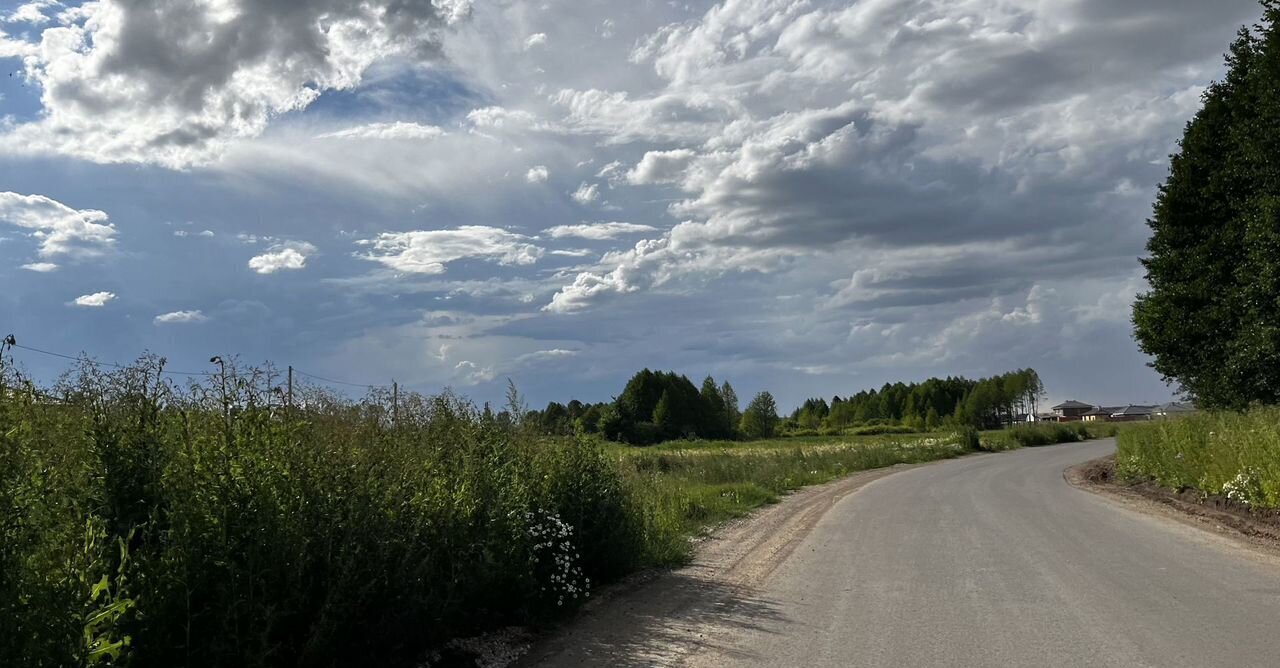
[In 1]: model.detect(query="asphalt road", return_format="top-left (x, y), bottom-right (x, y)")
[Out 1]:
top-left (529, 440), bottom-right (1280, 667)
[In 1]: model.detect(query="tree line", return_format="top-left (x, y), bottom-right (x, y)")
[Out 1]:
top-left (526, 367), bottom-right (1043, 444)
top-left (788, 368), bottom-right (1043, 432)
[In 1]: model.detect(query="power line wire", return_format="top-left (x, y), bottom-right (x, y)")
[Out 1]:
top-left (293, 368), bottom-right (378, 389)
top-left (12, 343), bottom-right (208, 376)
top-left (6, 336), bottom-right (384, 389)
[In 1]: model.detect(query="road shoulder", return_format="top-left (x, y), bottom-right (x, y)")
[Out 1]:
top-left (1065, 455), bottom-right (1280, 562)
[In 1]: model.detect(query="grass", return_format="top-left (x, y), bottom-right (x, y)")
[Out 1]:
top-left (616, 432), bottom-right (973, 546)
top-left (1116, 408), bottom-right (1280, 508)
top-left (979, 421), bottom-right (1119, 451)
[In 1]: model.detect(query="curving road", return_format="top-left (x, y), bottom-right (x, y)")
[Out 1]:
top-left (527, 440), bottom-right (1280, 667)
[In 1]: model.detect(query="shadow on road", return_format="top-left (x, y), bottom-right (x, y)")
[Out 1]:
top-left (522, 569), bottom-right (790, 667)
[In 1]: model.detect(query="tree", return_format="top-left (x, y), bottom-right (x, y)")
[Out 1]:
top-left (1133, 5), bottom-right (1280, 408)
top-left (720, 381), bottom-right (741, 437)
top-left (700, 376), bottom-right (727, 438)
top-left (925, 406), bottom-right (940, 431)
top-left (652, 390), bottom-right (674, 437)
top-left (739, 391), bottom-right (780, 439)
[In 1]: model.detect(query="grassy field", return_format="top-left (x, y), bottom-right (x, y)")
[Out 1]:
top-left (615, 431), bottom-right (972, 555)
top-left (0, 358), bottom-right (1112, 667)
top-left (1117, 409), bottom-right (1280, 508)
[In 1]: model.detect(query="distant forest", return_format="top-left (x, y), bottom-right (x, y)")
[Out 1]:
top-left (525, 368), bottom-right (1044, 444)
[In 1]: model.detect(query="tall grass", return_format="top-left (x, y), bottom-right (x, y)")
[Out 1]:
top-left (979, 421), bottom-right (1118, 451)
top-left (619, 435), bottom-right (971, 542)
top-left (0, 358), bottom-right (663, 667)
top-left (1117, 409), bottom-right (1280, 508)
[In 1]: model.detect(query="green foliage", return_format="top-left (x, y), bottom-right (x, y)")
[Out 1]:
top-left (825, 369), bottom-right (1044, 431)
top-left (0, 358), bottom-right (658, 667)
top-left (976, 422), bottom-right (1115, 451)
top-left (619, 433), bottom-right (972, 541)
top-left (739, 391), bottom-right (780, 439)
top-left (1133, 3), bottom-right (1280, 408)
top-left (1117, 408), bottom-right (1280, 507)
top-left (608, 370), bottom-right (735, 443)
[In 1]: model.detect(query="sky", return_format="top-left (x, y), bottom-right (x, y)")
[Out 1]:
top-left (0, 0), bottom-right (1264, 411)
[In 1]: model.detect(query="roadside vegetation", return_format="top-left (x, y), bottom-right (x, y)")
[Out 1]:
top-left (1122, 3), bottom-right (1280, 504)
top-left (0, 348), bottom-right (1100, 667)
top-left (0, 356), bottom-right (662, 667)
top-left (1117, 410), bottom-right (1280, 508)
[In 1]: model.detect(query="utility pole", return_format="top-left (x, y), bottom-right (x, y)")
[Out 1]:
top-left (287, 365), bottom-right (294, 410)
top-left (392, 380), bottom-right (399, 426)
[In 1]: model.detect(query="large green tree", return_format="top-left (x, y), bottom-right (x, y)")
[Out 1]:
top-left (739, 391), bottom-right (780, 439)
top-left (1134, 3), bottom-right (1280, 408)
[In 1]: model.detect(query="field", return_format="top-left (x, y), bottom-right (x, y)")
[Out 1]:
top-left (1117, 409), bottom-right (1280, 508)
top-left (614, 432), bottom-right (972, 551)
top-left (0, 359), bottom-right (1109, 667)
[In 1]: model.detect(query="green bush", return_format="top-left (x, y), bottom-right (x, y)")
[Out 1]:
top-left (0, 359), bottom-right (657, 667)
top-left (978, 421), bottom-right (1114, 451)
top-left (1117, 409), bottom-right (1280, 507)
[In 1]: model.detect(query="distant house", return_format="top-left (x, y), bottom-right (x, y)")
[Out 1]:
top-left (1081, 406), bottom-right (1121, 422)
top-left (1050, 400), bottom-right (1093, 421)
top-left (1108, 405), bottom-right (1156, 422)
top-left (1154, 402), bottom-right (1197, 418)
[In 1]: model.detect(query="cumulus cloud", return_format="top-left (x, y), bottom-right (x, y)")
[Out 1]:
top-left (22, 262), bottom-right (58, 272)
top-left (543, 222), bottom-right (658, 240)
top-left (524, 32), bottom-right (547, 49)
top-left (626, 149), bottom-right (696, 185)
top-left (571, 182), bottom-right (599, 204)
top-left (317, 122), bottom-right (446, 140)
top-left (0, 0), bottom-right (471, 167)
top-left (526, 165), bottom-right (550, 183)
top-left (174, 229), bottom-right (215, 238)
top-left (249, 241), bottom-right (317, 274)
top-left (454, 359), bottom-right (496, 384)
top-left (539, 0), bottom-right (1260, 315)
top-left (72, 291), bottom-right (116, 307)
top-left (155, 310), bottom-right (208, 324)
top-left (360, 226), bottom-right (543, 274)
top-left (4, 1), bottom-right (56, 24)
top-left (0, 192), bottom-right (116, 259)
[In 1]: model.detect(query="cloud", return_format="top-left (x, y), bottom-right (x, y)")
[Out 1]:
top-left (4, 1), bottom-right (56, 24)
top-left (21, 262), bottom-right (58, 272)
top-left (466, 106), bottom-right (547, 131)
top-left (515, 348), bottom-right (578, 365)
top-left (317, 122), bottom-right (446, 140)
top-left (571, 182), bottom-right (599, 204)
top-left (524, 32), bottom-right (547, 49)
top-left (154, 310), bottom-right (208, 324)
top-left (248, 241), bottom-right (317, 274)
top-left (526, 165), bottom-right (550, 183)
top-left (71, 291), bottom-right (115, 307)
top-left (454, 360), bottom-right (496, 384)
top-left (0, 192), bottom-right (116, 259)
top-left (174, 229), bottom-right (215, 238)
top-left (360, 226), bottom-right (543, 274)
top-left (0, 0), bottom-right (472, 167)
top-left (543, 222), bottom-right (658, 240)
top-left (627, 149), bottom-right (696, 184)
